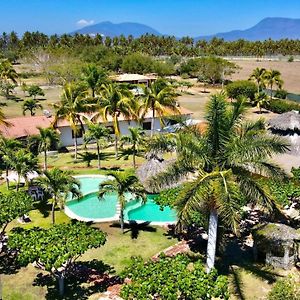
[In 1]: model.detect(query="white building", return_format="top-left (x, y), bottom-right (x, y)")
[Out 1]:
top-left (0, 107), bottom-right (193, 148)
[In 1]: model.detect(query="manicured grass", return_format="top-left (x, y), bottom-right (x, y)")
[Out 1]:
top-left (2, 212), bottom-right (176, 299)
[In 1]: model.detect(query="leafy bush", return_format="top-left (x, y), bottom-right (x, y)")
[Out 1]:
top-left (226, 80), bottom-right (257, 100)
top-left (274, 89), bottom-right (288, 99)
top-left (122, 52), bottom-right (154, 74)
top-left (288, 56), bottom-right (294, 62)
top-left (263, 98), bottom-right (300, 113)
top-left (120, 254), bottom-right (229, 300)
top-left (268, 276), bottom-right (300, 300)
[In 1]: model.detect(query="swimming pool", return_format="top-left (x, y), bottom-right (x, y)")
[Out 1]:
top-left (65, 175), bottom-right (177, 225)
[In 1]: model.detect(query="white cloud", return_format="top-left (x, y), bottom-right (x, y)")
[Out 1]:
top-left (76, 19), bottom-right (95, 27)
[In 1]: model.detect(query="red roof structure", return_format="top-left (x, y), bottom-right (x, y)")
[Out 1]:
top-left (0, 115), bottom-right (54, 139)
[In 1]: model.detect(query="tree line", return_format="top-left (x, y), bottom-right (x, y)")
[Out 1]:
top-left (1, 31), bottom-right (300, 62)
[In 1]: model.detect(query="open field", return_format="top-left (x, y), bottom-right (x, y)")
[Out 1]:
top-left (230, 60), bottom-right (300, 94)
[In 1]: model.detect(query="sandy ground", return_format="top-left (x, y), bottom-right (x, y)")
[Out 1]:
top-left (229, 60), bottom-right (300, 94)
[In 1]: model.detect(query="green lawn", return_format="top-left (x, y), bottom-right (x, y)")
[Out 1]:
top-left (2, 208), bottom-right (177, 299)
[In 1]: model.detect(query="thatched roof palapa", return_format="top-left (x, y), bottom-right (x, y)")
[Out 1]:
top-left (268, 111), bottom-right (300, 131)
top-left (137, 153), bottom-right (178, 193)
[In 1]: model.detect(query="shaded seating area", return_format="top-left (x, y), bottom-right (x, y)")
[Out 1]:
top-left (253, 223), bottom-right (300, 269)
top-left (268, 111), bottom-right (300, 155)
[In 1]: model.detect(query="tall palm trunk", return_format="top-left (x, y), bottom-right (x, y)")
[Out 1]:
top-left (74, 136), bottom-right (78, 160)
top-left (206, 209), bottom-right (218, 273)
top-left (132, 143), bottom-right (136, 169)
top-left (6, 167), bottom-right (9, 190)
top-left (120, 209), bottom-right (124, 233)
top-left (97, 143), bottom-right (101, 169)
top-left (114, 136), bottom-right (118, 158)
top-left (58, 274), bottom-right (65, 296)
top-left (51, 197), bottom-right (56, 224)
top-left (151, 107), bottom-right (155, 137)
top-left (43, 149), bottom-right (47, 171)
top-left (16, 173), bottom-right (20, 191)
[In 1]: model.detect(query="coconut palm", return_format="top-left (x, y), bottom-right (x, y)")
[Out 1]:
top-left (254, 92), bottom-right (269, 114)
top-left (35, 168), bottom-right (81, 224)
top-left (22, 99), bottom-right (43, 116)
top-left (35, 127), bottom-right (60, 170)
top-left (81, 64), bottom-right (108, 98)
top-left (0, 136), bottom-right (22, 189)
top-left (98, 171), bottom-right (146, 233)
top-left (265, 69), bottom-right (283, 100)
top-left (0, 59), bottom-right (18, 99)
top-left (142, 79), bottom-right (179, 136)
top-left (4, 149), bottom-right (39, 191)
top-left (95, 83), bottom-right (136, 158)
top-left (249, 67), bottom-right (267, 93)
top-left (120, 127), bottom-right (145, 169)
top-left (53, 83), bottom-right (89, 160)
top-left (148, 93), bottom-right (289, 272)
top-left (84, 123), bottom-right (112, 169)
top-left (0, 59), bottom-right (18, 84)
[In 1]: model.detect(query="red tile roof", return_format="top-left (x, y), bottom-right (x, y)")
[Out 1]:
top-left (0, 115), bottom-right (54, 139)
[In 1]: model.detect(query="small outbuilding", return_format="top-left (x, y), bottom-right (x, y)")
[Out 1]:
top-left (253, 223), bottom-right (300, 269)
top-left (268, 110), bottom-right (300, 154)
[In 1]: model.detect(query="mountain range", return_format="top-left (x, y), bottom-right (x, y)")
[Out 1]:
top-left (195, 17), bottom-right (300, 41)
top-left (72, 21), bottom-right (160, 38)
top-left (72, 18), bottom-right (300, 41)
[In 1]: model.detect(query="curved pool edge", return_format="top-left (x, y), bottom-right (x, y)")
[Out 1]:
top-left (66, 174), bottom-right (178, 226)
top-left (64, 204), bottom-right (120, 223)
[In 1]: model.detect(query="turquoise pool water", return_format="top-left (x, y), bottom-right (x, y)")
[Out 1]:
top-left (65, 176), bottom-right (177, 223)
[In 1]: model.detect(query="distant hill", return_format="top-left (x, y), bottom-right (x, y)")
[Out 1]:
top-left (72, 21), bottom-right (161, 38)
top-left (195, 17), bottom-right (300, 41)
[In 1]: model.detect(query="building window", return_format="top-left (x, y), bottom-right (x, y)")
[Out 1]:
top-left (72, 128), bottom-right (83, 139)
top-left (142, 122), bottom-right (152, 130)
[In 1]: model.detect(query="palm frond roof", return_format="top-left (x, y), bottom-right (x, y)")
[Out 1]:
top-left (268, 111), bottom-right (300, 131)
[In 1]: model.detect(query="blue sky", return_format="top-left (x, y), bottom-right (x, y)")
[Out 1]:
top-left (1, 0), bottom-right (300, 36)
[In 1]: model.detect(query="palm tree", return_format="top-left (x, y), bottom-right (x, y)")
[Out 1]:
top-left (265, 69), bottom-right (283, 100)
top-left (98, 171), bottom-right (146, 233)
top-left (120, 127), bottom-right (145, 168)
top-left (254, 92), bottom-right (269, 114)
top-left (35, 168), bottom-right (81, 224)
top-left (84, 123), bottom-right (111, 169)
top-left (142, 79), bottom-right (178, 136)
top-left (95, 83), bottom-right (136, 158)
top-left (148, 93), bottom-right (289, 272)
top-left (53, 83), bottom-right (89, 160)
top-left (249, 67), bottom-right (266, 93)
top-left (22, 99), bottom-right (43, 116)
top-left (4, 149), bottom-right (39, 191)
top-left (0, 59), bottom-right (18, 83)
top-left (81, 64), bottom-right (107, 98)
top-left (0, 136), bottom-right (22, 189)
top-left (36, 127), bottom-right (60, 170)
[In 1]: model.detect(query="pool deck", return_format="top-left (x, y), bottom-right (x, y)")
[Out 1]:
top-left (65, 174), bottom-right (177, 226)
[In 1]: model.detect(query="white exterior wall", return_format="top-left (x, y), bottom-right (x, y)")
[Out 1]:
top-left (57, 117), bottom-right (165, 147)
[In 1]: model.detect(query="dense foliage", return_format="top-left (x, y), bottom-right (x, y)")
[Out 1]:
top-left (8, 222), bottom-right (106, 271)
top-left (262, 98), bottom-right (300, 113)
top-left (226, 80), bottom-right (257, 100)
top-left (120, 254), bottom-right (229, 300)
top-left (268, 276), bottom-right (300, 300)
top-left (0, 191), bottom-right (33, 235)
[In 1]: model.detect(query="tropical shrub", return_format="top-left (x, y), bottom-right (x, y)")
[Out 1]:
top-left (268, 276), bottom-right (300, 300)
top-left (120, 254), bottom-right (229, 300)
top-left (226, 80), bottom-right (257, 100)
top-left (263, 98), bottom-right (300, 113)
top-left (274, 89), bottom-right (288, 99)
